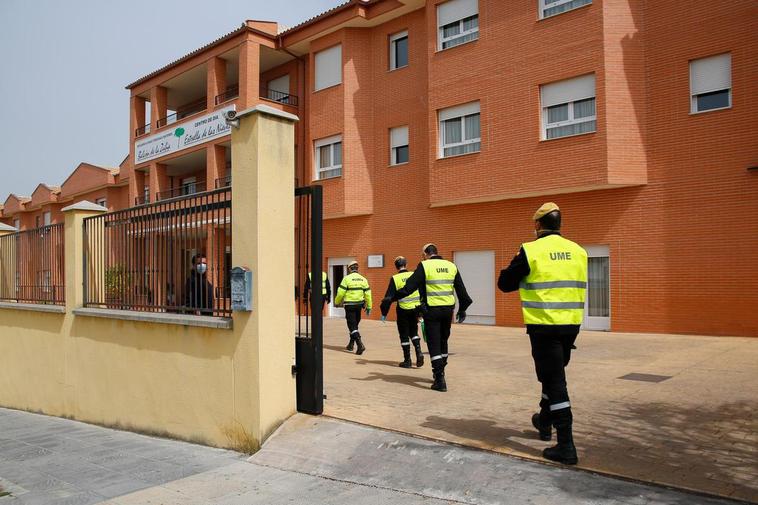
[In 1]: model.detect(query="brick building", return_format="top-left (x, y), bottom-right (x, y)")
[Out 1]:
top-left (2, 0), bottom-right (756, 335)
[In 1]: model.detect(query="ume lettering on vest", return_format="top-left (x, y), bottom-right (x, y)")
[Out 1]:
top-left (549, 251), bottom-right (572, 260)
top-left (436, 268), bottom-right (448, 273)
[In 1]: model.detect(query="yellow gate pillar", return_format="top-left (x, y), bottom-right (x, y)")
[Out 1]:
top-left (0, 223), bottom-right (18, 300)
top-left (230, 104), bottom-right (299, 446)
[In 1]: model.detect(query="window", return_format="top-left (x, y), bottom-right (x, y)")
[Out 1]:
top-left (390, 31), bottom-right (409, 70)
top-left (13, 219), bottom-right (20, 230)
top-left (314, 45), bottom-right (342, 91)
top-left (43, 212), bottom-right (51, 226)
top-left (539, 0), bottom-right (591, 19)
top-left (437, 0), bottom-right (479, 50)
top-left (95, 197), bottom-right (107, 208)
top-left (439, 102), bottom-right (481, 158)
top-left (690, 53), bottom-right (731, 113)
top-left (540, 74), bottom-right (596, 140)
top-left (181, 177), bottom-right (197, 195)
top-left (36, 216), bottom-right (41, 228)
top-left (143, 185), bottom-right (150, 203)
top-left (315, 135), bottom-right (342, 180)
top-left (268, 75), bottom-right (292, 104)
top-left (390, 126), bottom-right (409, 165)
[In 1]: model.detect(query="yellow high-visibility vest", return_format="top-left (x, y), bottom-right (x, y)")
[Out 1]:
top-left (393, 271), bottom-right (421, 310)
top-left (335, 272), bottom-right (372, 309)
top-left (422, 258), bottom-right (457, 307)
top-left (308, 272), bottom-right (327, 295)
top-left (519, 235), bottom-right (588, 325)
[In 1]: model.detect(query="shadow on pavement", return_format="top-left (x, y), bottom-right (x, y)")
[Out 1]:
top-left (354, 359), bottom-right (405, 367)
top-left (421, 415), bottom-right (543, 457)
top-left (324, 344), bottom-right (352, 353)
top-left (575, 400), bottom-right (758, 503)
top-left (352, 372), bottom-right (432, 390)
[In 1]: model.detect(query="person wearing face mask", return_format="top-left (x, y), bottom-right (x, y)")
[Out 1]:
top-left (184, 254), bottom-right (215, 316)
top-left (497, 202), bottom-right (588, 466)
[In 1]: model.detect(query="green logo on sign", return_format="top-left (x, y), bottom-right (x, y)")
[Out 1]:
top-left (174, 127), bottom-right (185, 148)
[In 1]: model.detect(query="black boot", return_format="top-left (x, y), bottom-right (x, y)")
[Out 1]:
top-left (355, 335), bottom-right (366, 355)
top-left (413, 341), bottom-right (424, 368)
top-left (543, 412), bottom-right (577, 465)
top-left (430, 361), bottom-right (447, 392)
top-left (532, 413), bottom-right (552, 441)
top-left (346, 334), bottom-right (355, 351)
top-left (399, 345), bottom-right (412, 368)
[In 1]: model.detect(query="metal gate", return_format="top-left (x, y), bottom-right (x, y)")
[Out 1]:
top-left (294, 185), bottom-right (323, 414)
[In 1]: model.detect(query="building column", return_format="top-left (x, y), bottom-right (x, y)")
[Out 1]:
top-left (150, 86), bottom-right (168, 129)
top-left (129, 169), bottom-right (146, 206)
top-left (62, 202), bottom-right (107, 312)
top-left (238, 40), bottom-right (260, 109)
top-left (207, 57), bottom-right (227, 110)
top-left (206, 144), bottom-right (226, 189)
top-left (131, 95), bottom-right (147, 137)
top-left (230, 105), bottom-right (298, 446)
top-left (148, 163), bottom-right (169, 203)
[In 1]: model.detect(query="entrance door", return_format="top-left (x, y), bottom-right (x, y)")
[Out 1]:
top-left (583, 245), bottom-right (610, 331)
top-left (453, 250), bottom-right (496, 325)
top-left (328, 257), bottom-right (355, 318)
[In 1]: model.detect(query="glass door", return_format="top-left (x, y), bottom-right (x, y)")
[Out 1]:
top-left (327, 257), bottom-right (355, 318)
top-left (583, 245), bottom-right (610, 331)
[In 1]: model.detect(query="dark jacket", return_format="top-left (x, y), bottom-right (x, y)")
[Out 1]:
top-left (184, 273), bottom-right (214, 315)
top-left (392, 256), bottom-right (473, 313)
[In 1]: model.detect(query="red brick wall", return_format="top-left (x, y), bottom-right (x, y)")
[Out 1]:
top-left (308, 0), bottom-right (758, 336)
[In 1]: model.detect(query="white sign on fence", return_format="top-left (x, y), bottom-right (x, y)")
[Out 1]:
top-left (135, 105), bottom-right (236, 164)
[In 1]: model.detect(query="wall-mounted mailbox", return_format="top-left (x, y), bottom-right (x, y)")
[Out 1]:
top-left (231, 266), bottom-right (253, 312)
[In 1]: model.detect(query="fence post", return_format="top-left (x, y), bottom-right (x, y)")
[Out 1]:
top-left (62, 202), bottom-right (108, 312)
top-left (230, 104), bottom-right (299, 445)
top-left (0, 224), bottom-right (17, 301)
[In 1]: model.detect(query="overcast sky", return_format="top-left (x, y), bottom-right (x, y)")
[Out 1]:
top-left (0, 0), bottom-right (338, 198)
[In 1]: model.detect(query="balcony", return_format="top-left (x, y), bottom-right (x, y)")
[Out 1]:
top-left (215, 85), bottom-right (239, 105)
top-left (215, 174), bottom-right (231, 189)
top-left (134, 195), bottom-right (150, 206)
top-left (135, 124), bottom-right (151, 137)
top-left (156, 181), bottom-right (207, 201)
top-left (155, 97), bottom-right (207, 128)
top-left (261, 88), bottom-right (298, 107)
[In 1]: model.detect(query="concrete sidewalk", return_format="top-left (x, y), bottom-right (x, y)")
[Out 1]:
top-left (0, 408), bottom-right (742, 504)
top-left (322, 318), bottom-right (758, 503)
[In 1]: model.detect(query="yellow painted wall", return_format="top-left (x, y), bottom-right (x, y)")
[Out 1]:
top-left (0, 108), bottom-right (298, 449)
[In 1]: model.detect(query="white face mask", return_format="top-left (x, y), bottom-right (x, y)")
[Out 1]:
top-left (196, 263), bottom-right (207, 275)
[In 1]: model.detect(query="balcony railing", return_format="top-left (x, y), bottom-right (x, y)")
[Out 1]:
top-left (156, 182), bottom-right (207, 201)
top-left (0, 224), bottom-right (65, 305)
top-left (135, 123), bottom-right (151, 137)
top-left (215, 174), bottom-right (231, 189)
top-left (135, 195), bottom-right (150, 206)
top-left (215, 85), bottom-right (239, 105)
top-left (155, 97), bottom-right (208, 128)
top-left (262, 89), bottom-right (298, 107)
top-left (83, 187), bottom-right (232, 317)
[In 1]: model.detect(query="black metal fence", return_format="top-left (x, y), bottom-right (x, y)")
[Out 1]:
top-left (83, 188), bottom-right (232, 317)
top-left (0, 224), bottom-right (65, 305)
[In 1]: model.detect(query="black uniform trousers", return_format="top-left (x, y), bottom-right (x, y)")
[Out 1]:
top-left (529, 327), bottom-right (578, 428)
top-left (396, 307), bottom-right (419, 345)
top-left (425, 306), bottom-right (454, 372)
top-left (344, 304), bottom-right (363, 337)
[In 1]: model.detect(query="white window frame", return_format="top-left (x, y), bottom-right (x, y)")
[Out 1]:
top-left (13, 218), bottom-right (20, 230)
top-left (389, 31), bottom-right (409, 71)
top-left (95, 197), bottom-right (107, 208)
top-left (268, 74), bottom-right (292, 103)
top-left (43, 211), bottom-right (51, 226)
top-left (690, 53), bottom-right (732, 114)
top-left (539, 0), bottom-right (592, 20)
top-left (438, 102), bottom-right (481, 159)
top-left (390, 126), bottom-right (409, 166)
top-left (314, 135), bottom-right (343, 180)
top-left (314, 45), bottom-right (343, 92)
top-left (437, 0), bottom-right (479, 51)
top-left (540, 74), bottom-right (596, 141)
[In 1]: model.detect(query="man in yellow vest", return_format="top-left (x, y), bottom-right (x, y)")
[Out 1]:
top-left (380, 256), bottom-right (424, 368)
top-left (392, 244), bottom-right (472, 392)
top-left (335, 261), bottom-right (372, 355)
top-left (498, 202), bottom-right (587, 465)
top-left (304, 271), bottom-right (331, 310)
